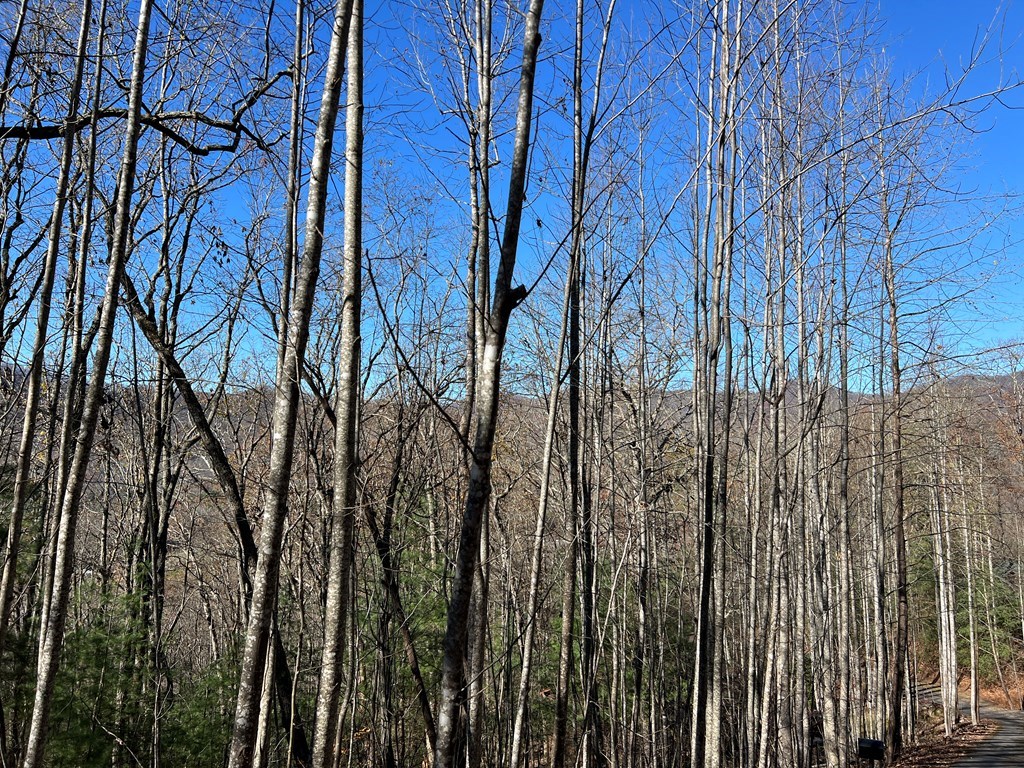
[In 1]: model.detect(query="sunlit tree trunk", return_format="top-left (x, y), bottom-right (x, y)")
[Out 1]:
top-left (21, 3), bottom-right (154, 766)
top-left (313, 0), bottom-right (363, 763)
top-left (690, 4), bottom-right (740, 765)
top-left (433, 2), bottom-right (545, 764)
top-left (228, 1), bottom-right (353, 764)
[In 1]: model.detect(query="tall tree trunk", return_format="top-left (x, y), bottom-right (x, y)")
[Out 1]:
top-left (227, 1), bottom-right (353, 763)
top-left (553, 508), bottom-right (578, 768)
top-left (21, 3), bottom-right (154, 766)
top-left (957, 452), bottom-right (980, 725)
top-left (508, 253), bottom-right (572, 768)
top-left (0, 0), bottom-right (93, 656)
top-left (276, 0), bottom-right (306, 386)
top-left (313, 0), bottom-right (363, 762)
top-left (691, 4), bottom-right (739, 764)
top-left (433, 2), bottom-right (544, 763)
top-left (883, 227), bottom-right (909, 766)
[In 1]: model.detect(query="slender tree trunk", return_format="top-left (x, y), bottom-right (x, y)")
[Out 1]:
top-left (982, 500), bottom-right (1013, 708)
top-left (313, 0), bottom-right (363, 763)
top-left (277, 0), bottom-right (306, 386)
top-left (21, 3), bottom-right (154, 766)
top-left (0, 0), bottom-right (30, 120)
top-left (508, 269), bottom-right (571, 768)
top-left (553, 508), bottom-right (578, 768)
top-left (957, 452), bottom-right (980, 725)
top-left (228, 1), bottom-right (353, 763)
top-left (433, 3), bottom-right (544, 763)
top-left (931, 447), bottom-right (957, 737)
top-left (364, 430), bottom-right (437, 755)
top-left (691, 5), bottom-right (739, 764)
top-left (0, 0), bottom-right (93, 656)
top-left (883, 227), bottom-right (909, 765)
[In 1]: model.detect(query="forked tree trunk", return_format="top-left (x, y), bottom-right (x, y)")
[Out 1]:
top-left (433, 4), bottom-right (545, 765)
top-left (691, 3), bottom-right (739, 765)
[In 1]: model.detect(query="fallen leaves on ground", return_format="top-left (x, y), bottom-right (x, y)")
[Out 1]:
top-left (894, 721), bottom-right (997, 767)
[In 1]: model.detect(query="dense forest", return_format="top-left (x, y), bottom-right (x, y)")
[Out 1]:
top-left (0, 0), bottom-right (1022, 766)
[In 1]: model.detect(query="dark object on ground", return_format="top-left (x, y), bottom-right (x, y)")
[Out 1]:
top-left (858, 738), bottom-right (885, 762)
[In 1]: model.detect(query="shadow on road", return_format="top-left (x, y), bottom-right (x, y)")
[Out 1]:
top-left (955, 705), bottom-right (1024, 767)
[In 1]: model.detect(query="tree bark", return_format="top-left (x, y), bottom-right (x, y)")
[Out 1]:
top-left (227, 1), bottom-right (353, 764)
top-left (21, 3), bottom-right (154, 766)
top-left (313, 0), bottom-right (363, 762)
top-left (433, 3), bottom-right (545, 764)
top-left (0, 0), bottom-right (93, 658)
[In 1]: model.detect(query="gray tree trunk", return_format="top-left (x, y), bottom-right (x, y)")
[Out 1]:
top-left (313, 0), bottom-right (363, 762)
top-left (227, 1), bottom-right (353, 764)
top-left (0, 0), bottom-right (93, 657)
top-left (433, 4), bottom-right (545, 764)
top-left (21, 3), bottom-right (154, 766)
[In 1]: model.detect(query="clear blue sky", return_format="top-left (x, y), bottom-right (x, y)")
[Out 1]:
top-left (880, 1), bottom-right (1024, 352)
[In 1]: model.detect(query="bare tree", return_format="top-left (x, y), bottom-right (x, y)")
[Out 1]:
top-left (0, 0), bottom-right (95, 657)
top-left (312, 0), bottom-right (363, 762)
top-left (433, 2), bottom-right (545, 765)
top-left (227, 0), bottom-right (354, 764)
top-left (21, 2), bottom-right (154, 766)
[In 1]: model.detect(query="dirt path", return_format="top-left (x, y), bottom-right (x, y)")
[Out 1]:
top-left (955, 705), bottom-right (1024, 767)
